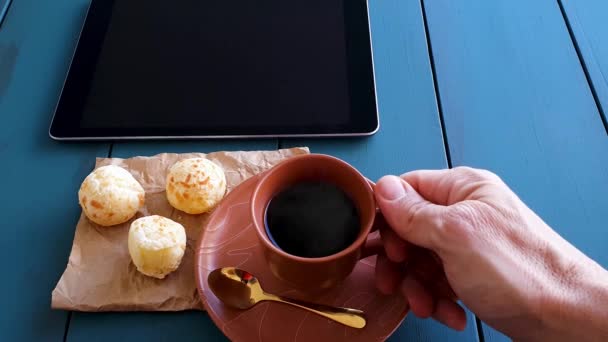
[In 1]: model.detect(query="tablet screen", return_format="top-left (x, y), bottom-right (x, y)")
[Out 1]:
top-left (51, 0), bottom-right (377, 139)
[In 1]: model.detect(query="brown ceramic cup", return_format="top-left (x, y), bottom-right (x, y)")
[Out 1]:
top-left (251, 154), bottom-right (385, 291)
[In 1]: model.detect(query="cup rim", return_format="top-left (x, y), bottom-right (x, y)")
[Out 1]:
top-left (251, 153), bottom-right (375, 264)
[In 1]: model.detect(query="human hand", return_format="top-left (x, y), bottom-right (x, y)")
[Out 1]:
top-left (374, 167), bottom-right (608, 341)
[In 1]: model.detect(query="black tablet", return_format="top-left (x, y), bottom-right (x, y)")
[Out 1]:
top-left (50, 0), bottom-right (378, 140)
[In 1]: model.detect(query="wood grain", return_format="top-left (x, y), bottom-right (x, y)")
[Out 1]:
top-left (423, 0), bottom-right (608, 341)
top-left (0, 0), bottom-right (109, 340)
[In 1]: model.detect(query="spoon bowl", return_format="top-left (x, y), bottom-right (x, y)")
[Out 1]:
top-left (208, 267), bottom-right (366, 329)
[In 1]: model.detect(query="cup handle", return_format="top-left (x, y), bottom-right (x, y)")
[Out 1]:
top-left (360, 179), bottom-right (386, 259)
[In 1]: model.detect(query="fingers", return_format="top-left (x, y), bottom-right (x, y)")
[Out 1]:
top-left (375, 254), bottom-right (403, 295)
top-left (380, 226), bottom-right (408, 263)
top-left (432, 298), bottom-right (467, 331)
top-left (375, 176), bottom-right (445, 250)
top-left (375, 171), bottom-right (470, 332)
top-left (400, 169), bottom-right (455, 205)
top-left (400, 273), bottom-right (466, 331)
top-left (402, 167), bottom-right (502, 205)
top-left (401, 275), bottom-right (434, 318)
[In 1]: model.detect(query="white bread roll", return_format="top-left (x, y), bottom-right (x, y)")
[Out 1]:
top-left (166, 158), bottom-right (226, 214)
top-left (128, 215), bottom-right (187, 279)
top-left (78, 165), bottom-right (145, 226)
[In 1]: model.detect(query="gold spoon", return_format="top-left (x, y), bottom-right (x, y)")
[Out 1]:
top-left (207, 267), bottom-right (366, 329)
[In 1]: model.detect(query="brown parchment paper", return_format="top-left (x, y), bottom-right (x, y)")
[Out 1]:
top-left (52, 147), bottom-right (309, 312)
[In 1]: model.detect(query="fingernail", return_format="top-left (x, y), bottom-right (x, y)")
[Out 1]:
top-left (376, 176), bottom-right (406, 200)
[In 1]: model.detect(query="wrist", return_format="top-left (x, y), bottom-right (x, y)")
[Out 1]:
top-left (537, 259), bottom-right (608, 341)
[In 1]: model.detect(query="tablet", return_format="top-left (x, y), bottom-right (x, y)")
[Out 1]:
top-left (50, 0), bottom-right (378, 140)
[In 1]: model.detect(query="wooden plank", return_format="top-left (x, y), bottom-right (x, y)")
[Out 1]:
top-left (69, 312), bottom-right (227, 342)
top-left (423, 0), bottom-right (608, 341)
top-left (110, 140), bottom-right (278, 157)
top-left (0, 0), bottom-right (110, 340)
top-left (282, 0), bottom-right (481, 341)
top-left (67, 140), bottom-right (277, 341)
top-left (560, 0), bottom-right (608, 125)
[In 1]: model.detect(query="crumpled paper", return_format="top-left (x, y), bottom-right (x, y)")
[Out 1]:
top-left (52, 147), bottom-right (309, 311)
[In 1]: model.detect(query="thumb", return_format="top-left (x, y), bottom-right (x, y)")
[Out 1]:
top-left (375, 175), bottom-right (445, 250)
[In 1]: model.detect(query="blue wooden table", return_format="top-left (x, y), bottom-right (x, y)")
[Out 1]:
top-left (1, 0), bottom-right (607, 341)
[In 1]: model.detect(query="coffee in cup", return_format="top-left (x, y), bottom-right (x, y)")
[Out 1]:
top-left (251, 154), bottom-right (384, 291)
top-left (265, 181), bottom-right (360, 258)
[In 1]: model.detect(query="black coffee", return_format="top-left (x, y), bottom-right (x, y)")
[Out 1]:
top-left (265, 181), bottom-right (360, 258)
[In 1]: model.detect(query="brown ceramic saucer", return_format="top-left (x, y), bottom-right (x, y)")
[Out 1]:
top-left (195, 173), bottom-right (408, 341)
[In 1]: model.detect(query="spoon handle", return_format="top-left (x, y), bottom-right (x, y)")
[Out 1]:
top-left (265, 294), bottom-right (366, 329)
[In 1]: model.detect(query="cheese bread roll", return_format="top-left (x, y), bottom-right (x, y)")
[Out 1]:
top-left (78, 165), bottom-right (145, 226)
top-left (128, 215), bottom-right (187, 279)
top-left (166, 158), bottom-right (226, 214)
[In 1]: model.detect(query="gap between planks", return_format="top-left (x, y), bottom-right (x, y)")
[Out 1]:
top-left (556, 0), bottom-right (608, 135)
